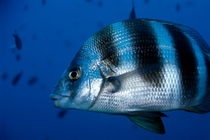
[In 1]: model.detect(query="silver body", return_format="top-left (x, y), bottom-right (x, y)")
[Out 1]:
top-left (51, 19), bottom-right (210, 115)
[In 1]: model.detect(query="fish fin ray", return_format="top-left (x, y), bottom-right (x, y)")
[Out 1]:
top-left (127, 112), bottom-right (166, 134)
top-left (98, 64), bottom-right (121, 93)
top-left (99, 60), bottom-right (117, 78)
top-left (129, 111), bottom-right (168, 117)
top-left (185, 108), bottom-right (208, 114)
top-left (185, 93), bottom-right (210, 114)
top-left (99, 63), bottom-right (163, 94)
top-left (129, 0), bottom-right (137, 19)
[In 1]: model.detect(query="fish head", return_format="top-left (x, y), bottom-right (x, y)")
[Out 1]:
top-left (50, 44), bottom-right (103, 110)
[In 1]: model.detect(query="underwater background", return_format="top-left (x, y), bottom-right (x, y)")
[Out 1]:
top-left (0, 0), bottom-right (210, 140)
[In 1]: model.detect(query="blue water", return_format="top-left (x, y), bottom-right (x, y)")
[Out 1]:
top-left (0, 0), bottom-right (210, 140)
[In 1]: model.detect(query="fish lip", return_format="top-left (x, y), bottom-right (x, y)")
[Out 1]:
top-left (50, 93), bottom-right (72, 109)
top-left (50, 88), bottom-right (71, 100)
top-left (50, 93), bottom-right (70, 101)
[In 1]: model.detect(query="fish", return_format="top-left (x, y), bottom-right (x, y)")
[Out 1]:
top-left (15, 54), bottom-right (21, 61)
top-left (57, 110), bottom-right (68, 119)
top-left (85, 0), bottom-right (92, 3)
top-left (23, 4), bottom-right (29, 11)
top-left (144, 0), bottom-right (150, 4)
top-left (1, 72), bottom-right (8, 81)
top-left (27, 76), bottom-right (38, 86)
top-left (12, 33), bottom-right (22, 50)
top-left (175, 3), bottom-right (181, 12)
top-left (97, 1), bottom-right (103, 7)
top-left (50, 18), bottom-right (210, 134)
top-left (12, 72), bottom-right (22, 86)
top-left (41, 0), bottom-right (47, 6)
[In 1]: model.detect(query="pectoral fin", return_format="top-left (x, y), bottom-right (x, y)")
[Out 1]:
top-left (98, 62), bottom-right (121, 94)
top-left (127, 112), bottom-right (166, 134)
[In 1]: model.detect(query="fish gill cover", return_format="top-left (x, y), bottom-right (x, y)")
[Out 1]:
top-left (0, 0), bottom-right (210, 140)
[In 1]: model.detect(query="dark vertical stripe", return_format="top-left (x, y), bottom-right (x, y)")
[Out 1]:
top-left (164, 24), bottom-right (198, 105)
top-left (205, 56), bottom-right (210, 91)
top-left (189, 31), bottom-right (210, 98)
top-left (95, 26), bottom-right (120, 67)
top-left (123, 20), bottom-right (163, 86)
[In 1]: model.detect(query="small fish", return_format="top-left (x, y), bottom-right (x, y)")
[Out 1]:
top-left (57, 110), bottom-right (68, 119)
top-left (176, 3), bottom-right (181, 12)
top-left (50, 18), bottom-right (210, 134)
top-left (27, 76), bottom-right (38, 86)
top-left (15, 54), bottom-right (21, 61)
top-left (85, 0), bottom-right (92, 2)
top-left (129, 0), bottom-right (136, 19)
top-left (23, 4), bottom-right (29, 11)
top-left (41, 0), bottom-right (47, 6)
top-left (12, 33), bottom-right (22, 50)
top-left (1, 72), bottom-right (8, 81)
top-left (12, 72), bottom-right (22, 86)
top-left (144, 0), bottom-right (149, 4)
top-left (97, 1), bottom-right (103, 7)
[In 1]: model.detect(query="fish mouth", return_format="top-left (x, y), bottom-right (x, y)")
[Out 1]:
top-left (50, 93), bottom-right (71, 108)
top-left (50, 89), bottom-right (72, 107)
top-left (50, 88), bottom-right (71, 100)
top-left (50, 94), bottom-right (70, 101)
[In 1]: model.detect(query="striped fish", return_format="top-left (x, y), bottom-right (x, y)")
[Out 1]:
top-left (50, 18), bottom-right (210, 134)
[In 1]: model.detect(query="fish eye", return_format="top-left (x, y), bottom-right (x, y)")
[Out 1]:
top-left (68, 68), bottom-right (81, 81)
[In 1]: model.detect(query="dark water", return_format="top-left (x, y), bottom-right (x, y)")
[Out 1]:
top-left (0, 0), bottom-right (210, 140)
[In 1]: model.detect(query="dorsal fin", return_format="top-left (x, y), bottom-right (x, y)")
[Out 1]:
top-left (129, 0), bottom-right (137, 19)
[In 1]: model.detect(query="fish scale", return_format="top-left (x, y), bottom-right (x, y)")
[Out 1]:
top-left (90, 63), bottom-right (181, 112)
top-left (51, 18), bottom-right (210, 134)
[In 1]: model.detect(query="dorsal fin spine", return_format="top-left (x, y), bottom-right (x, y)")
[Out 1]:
top-left (129, 0), bottom-right (137, 19)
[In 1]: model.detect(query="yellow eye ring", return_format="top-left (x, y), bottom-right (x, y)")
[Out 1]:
top-left (69, 70), bottom-right (81, 81)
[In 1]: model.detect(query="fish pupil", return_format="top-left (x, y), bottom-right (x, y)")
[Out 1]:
top-left (71, 71), bottom-right (77, 78)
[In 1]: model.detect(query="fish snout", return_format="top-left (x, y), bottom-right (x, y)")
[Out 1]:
top-left (50, 94), bottom-right (60, 101)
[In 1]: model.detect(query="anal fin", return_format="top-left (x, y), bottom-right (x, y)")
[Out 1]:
top-left (127, 112), bottom-right (166, 134)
